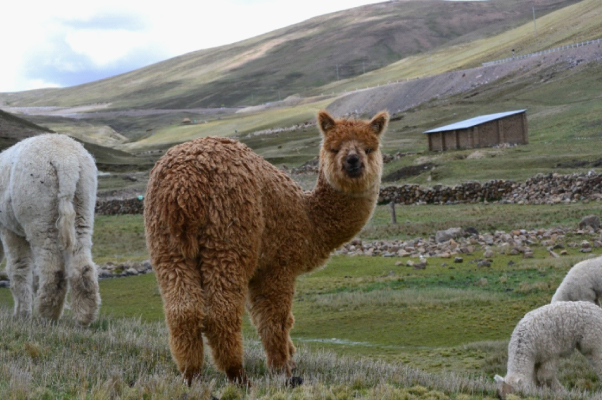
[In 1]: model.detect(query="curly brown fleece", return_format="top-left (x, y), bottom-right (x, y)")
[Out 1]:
top-left (144, 110), bottom-right (388, 385)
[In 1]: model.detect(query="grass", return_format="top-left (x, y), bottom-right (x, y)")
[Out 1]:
top-left (0, 307), bottom-right (507, 399)
top-left (120, 100), bottom-right (329, 153)
top-left (2, 202), bottom-right (602, 398)
top-left (92, 215), bottom-right (148, 264)
top-left (2, 2), bottom-right (602, 395)
top-left (319, 0), bottom-right (602, 94)
top-left (361, 201), bottom-right (602, 240)
top-left (0, 252), bottom-right (599, 398)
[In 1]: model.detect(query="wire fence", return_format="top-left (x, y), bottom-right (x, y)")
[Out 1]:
top-left (482, 38), bottom-right (602, 67)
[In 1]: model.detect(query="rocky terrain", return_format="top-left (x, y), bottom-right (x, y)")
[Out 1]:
top-left (337, 224), bottom-right (601, 264)
top-left (0, 260), bottom-right (154, 288)
top-left (2, 217), bottom-right (595, 287)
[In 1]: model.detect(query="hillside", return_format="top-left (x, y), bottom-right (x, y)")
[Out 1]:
top-left (0, 0), bottom-right (577, 110)
top-left (0, 0), bottom-right (601, 193)
top-left (0, 109), bottom-right (152, 174)
top-left (0, 109), bottom-right (53, 148)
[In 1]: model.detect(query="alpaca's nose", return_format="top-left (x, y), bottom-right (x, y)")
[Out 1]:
top-left (344, 154), bottom-right (363, 177)
top-left (346, 154), bottom-right (360, 166)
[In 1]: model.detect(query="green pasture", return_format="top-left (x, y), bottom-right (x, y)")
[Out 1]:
top-left (121, 101), bottom-right (329, 152)
top-left (2, 203), bottom-right (602, 398)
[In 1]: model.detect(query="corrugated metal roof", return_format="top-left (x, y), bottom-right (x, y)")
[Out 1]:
top-left (423, 109), bottom-right (526, 134)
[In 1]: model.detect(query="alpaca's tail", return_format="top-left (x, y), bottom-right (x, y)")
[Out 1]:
top-left (53, 161), bottom-right (78, 252)
top-left (145, 162), bottom-right (205, 260)
top-left (57, 196), bottom-right (77, 251)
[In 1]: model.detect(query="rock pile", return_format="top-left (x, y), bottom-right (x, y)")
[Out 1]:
top-left (337, 226), bottom-right (602, 260)
top-left (1, 224), bottom-right (599, 288)
top-left (97, 260), bottom-right (153, 279)
top-left (0, 260), bottom-right (154, 288)
top-left (95, 197), bottom-right (144, 215)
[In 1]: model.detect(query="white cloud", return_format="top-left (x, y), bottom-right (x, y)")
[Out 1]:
top-left (65, 29), bottom-right (148, 67)
top-left (0, 0), bottom-right (382, 93)
top-left (21, 79), bottom-right (62, 91)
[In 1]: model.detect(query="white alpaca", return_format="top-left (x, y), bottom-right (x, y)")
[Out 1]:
top-left (551, 256), bottom-right (602, 305)
top-left (494, 301), bottom-right (602, 398)
top-left (0, 134), bottom-right (101, 325)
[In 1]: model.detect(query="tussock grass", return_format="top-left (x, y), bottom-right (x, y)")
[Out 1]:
top-left (362, 201), bottom-right (602, 240)
top-left (307, 288), bottom-right (507, 311)
top-left (3, 203), bottom-right (602, 398)
top-left (0, 306), bottom-right (598, 399)
top-left (0, 307), bottom-right (502, 399)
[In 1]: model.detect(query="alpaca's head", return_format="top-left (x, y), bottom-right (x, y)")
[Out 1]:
top-left (494, 374), bottom-right (527, 399)
top-left (317, 110), bottom-right (388, 195)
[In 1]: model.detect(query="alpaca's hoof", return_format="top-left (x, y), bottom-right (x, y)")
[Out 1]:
top-left (287, 376), bottom-right (304, 387)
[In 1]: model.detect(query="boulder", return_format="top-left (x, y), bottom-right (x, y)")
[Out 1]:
top-left (579, 215), bottom-right (600, 231)
top-left (435, 227), bottom-right (464, 243)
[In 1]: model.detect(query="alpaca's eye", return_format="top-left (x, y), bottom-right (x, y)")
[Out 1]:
top-left (330, 148), bottom-right (339, 154)
top-left (365, 148), bottom-right (374, 154)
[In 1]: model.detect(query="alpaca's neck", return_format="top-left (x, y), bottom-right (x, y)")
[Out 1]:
top-left (506, 343), bottom-right (536, 384)
top-left (306, 171), bottom-right (379, 253)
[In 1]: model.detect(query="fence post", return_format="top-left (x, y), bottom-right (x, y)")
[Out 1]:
top-left (389, 201), bottom-right (397, 224)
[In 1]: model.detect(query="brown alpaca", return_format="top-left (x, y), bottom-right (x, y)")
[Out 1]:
top-left (144, 110), bottom-right (388, 385)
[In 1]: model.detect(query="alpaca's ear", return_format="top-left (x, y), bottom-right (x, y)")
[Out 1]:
top-left (317, 110), bottom-right (336, 136)
top-left (369, 111), bottom-right (389, 136)
top-left (494, 375), bottom-right (504, 384)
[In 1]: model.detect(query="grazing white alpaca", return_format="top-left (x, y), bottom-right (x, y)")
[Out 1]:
top-left (552, 256), bottom-right (602, 305)
top-left (494, 301), bottom-right (602, 398)
top-left (0, 134), bottom-right (101, 325)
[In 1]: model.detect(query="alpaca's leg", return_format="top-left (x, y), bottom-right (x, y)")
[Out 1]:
top-left (67, 188), bottom-right (101, 326)
top-left (32, 272), bottom-right (39, 296)
top-left (154, 253), bottom-right (206, 384)
top-left (67, 249), bottom-right (101, 326)
top-left (200, 251), bottom-right (253, 385)
top-left (31, 238), bottom-right (67, 321)
top-left (583, 347), bottom-right (602, 382)
top-left (248, 275), bottom-right (296, 376)
top-left (536, 359), bottom-right (564, 392)
top-left (1, 228), bottom-right (34, 317)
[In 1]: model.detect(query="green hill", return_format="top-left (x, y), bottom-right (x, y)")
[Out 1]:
top-left (0, 0), bottom-right (577, 110)
top-left (2, 0), bottom-right (602, 188)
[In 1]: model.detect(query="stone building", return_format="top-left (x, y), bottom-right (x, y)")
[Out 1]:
top-left (424, 109), bottom-right (528, 151)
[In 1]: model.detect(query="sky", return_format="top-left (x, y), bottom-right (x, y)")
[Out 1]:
top-left (0, 0), bottom-right (384, 93)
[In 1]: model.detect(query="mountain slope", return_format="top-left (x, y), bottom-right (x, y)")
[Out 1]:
top-left (0, 110), bottom-right (151, 171)
top-left (0, 0), bottom-right (576, 110)
top-left (0, 109), bottom-right (54, 148)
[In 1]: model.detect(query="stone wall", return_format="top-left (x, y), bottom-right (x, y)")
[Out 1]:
top-left (379, 179), bottom-right (515, 205)
top-left (93, 171), bottom-right (602, 215)
top-left (502, 172), bottom-right (602, 205)
top-left (95, 197), bottom-right (145, 215)
top-left (379, 172), bottom-right (602, 205)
